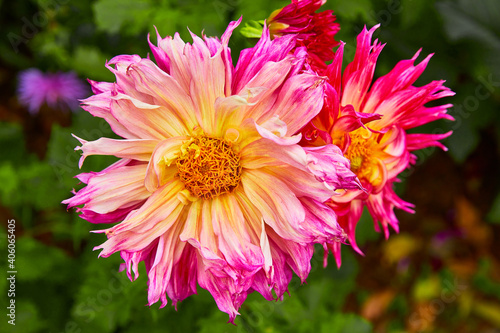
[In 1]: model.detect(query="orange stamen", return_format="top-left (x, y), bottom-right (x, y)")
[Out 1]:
top-left (176, 135), bottom-right (242, 200)
top-left (343, 128), bottom-right (376, 181)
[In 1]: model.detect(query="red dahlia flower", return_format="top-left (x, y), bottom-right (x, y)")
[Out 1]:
top-left (303, 25), bottom-right (455, 266)
top-left (267, 0), bottom-right (340, 69)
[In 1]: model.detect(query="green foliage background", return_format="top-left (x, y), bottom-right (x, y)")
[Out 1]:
top-left (1, 0), bottom-right (500, 332)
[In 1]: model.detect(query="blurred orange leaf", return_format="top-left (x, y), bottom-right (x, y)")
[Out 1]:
top-left (361, 289), bottom-right (396, 321)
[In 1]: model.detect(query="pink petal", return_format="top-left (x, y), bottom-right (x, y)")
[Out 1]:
top-left (94, 180), bottom-right (185, 256)
top-left (211, 195), bottom-right (264, 272)
top-left (269, 72), bottom-right (326, 135)
top-left (64, 164), bottom-right (149, 214)
top-left (304, 144), bottom-right (363, 191)
top-left (341, 25), bottom-right (384, 111)
top-left (241, 169), bottom-right (308, 243)
top-left (81, 92), bottom-right (138, 139)
top-left (406, 131), bottom-right (452, 151)
top-left (73, 135), bottom-right (158, 168)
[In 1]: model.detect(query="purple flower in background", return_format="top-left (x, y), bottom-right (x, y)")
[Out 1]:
top-left (17, 68), bottom-right (88, 114)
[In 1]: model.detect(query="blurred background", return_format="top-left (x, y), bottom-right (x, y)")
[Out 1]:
top-left (1, 0), bottom-right (499, 332)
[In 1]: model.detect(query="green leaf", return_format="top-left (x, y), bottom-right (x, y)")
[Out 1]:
top-left (437, 0), bottom-right (500, 80)
top-left (0, 163), bottom-right (20, 207)
top-left (231, 0), bottom-right (287, 25)
top-left (326, 0), bottom-right (373, 22)
top-left (70, 248), bottom-right (156, 333)
top-left (320, 313), bottom-right (372, 333)
top-left (473, 301), bottom-right (500, 327)
top-left (400, 0), bottom-right (434, 29)
top-left (446, 120), bottom-right (479, 164)
top-left (31, 28), bottom-right (72, 67)
top-left (149, 8), bottom-right (181, 38)
top-left (0, 39), bottom-right (32, 68)
top-left (240, 21), bottom-right (264, 39)
top-left (16, 237), bottom-right (72, 282)
top-left (93, 0), bottom-right (154, 35)
top-left (71, 45), bottom-right (113, 81)
top-left (412, 276), bottom-right (441, 301)
top-left (47, 114), bottom-right (118, 186)
top-left (486, 193), bottom-right (500, 224)
top-left (20, 162), bottom-right (69, 210)
top-left (436, 0), bottom-right (500, 47)
top-left (355, 207), bottom-right (381, 247)
top-left (473, 259), bottom-right (500, 299)
top-left (0, 122), bottom-right (26, 165)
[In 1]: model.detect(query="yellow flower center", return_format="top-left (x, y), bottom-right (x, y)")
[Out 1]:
top-left (343, 128), bottom-right (376, 181)
top-left (176, 135), bottom-right (242, 200)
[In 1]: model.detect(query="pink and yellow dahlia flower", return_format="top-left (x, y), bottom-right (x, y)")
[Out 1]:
top-left (267, 0), bottom-right (340, 69)
top-left (303, 25), bottom-right (455, 265)
top-left (64, 20), bottom-right (361, 321)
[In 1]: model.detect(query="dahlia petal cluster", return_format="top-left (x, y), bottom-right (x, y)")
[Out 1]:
top-left (248, 0), bottom-right (453, 265)
top-left (266, 0), bottom-right (339, 70)
top-left (64, 0), bottom-right (454, 321)
top-left (300, 25), bottom-right (454, 264)
top-left (17, 68), bottom-right (87, 114)
top-left (64, 19), bottom-right (360, 321)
